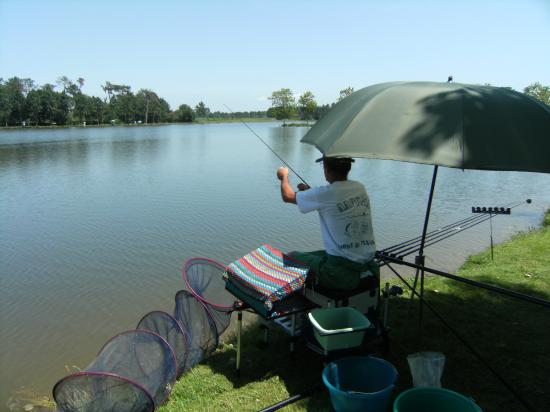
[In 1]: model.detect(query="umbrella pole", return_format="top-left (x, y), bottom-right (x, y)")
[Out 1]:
top-left (414, 165), bottom-right (439, 327)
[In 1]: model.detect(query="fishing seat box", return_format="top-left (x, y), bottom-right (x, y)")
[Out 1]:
top-left (225, 279), bottom-right (275, 318)
top-left (224, 245), bottom-right (310, 318)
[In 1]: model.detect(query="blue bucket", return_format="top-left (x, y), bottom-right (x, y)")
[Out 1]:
top-left (322, 356), bottom-right (398, 412)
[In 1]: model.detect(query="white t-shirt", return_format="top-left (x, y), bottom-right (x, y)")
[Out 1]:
top-left (296, 180), bottom-right (376, 263)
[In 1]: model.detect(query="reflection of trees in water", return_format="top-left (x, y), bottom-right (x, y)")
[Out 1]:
top-left (268, 125), bottom-right (298, 160)
top-left (0, 133), bottom-right (164, 171)
top-left (108, 137), bottom-right (162, 166)
top-left (0, 140), bottom-right (90, 170)
top-left (267, 126), bottom-right (317, 177)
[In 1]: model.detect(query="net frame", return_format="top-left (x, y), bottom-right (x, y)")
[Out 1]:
top-left (53, 258), bottom-right (242, 410)
top-left (136, 310), bottom-right (189, 378)
top-left (53, 329), bottom-right (177, 411)
top-left (173, 289), bottom-right (219, 368)
top-left (183, 257), bottom-right (237, 312)
top-left (94, 329), bottom-right (177, 407)
top-left (53, 371), bottom-right (155, 412)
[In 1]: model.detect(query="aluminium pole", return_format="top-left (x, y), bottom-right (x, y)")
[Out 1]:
top-left (417, 165), bottom-right (439, 327)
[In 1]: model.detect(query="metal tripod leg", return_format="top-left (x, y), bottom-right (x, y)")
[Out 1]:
top-left (236, 311), bottom-right (242, 376)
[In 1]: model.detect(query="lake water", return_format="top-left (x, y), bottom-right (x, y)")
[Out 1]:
top-left (1, 122), bottom-right (549, 405)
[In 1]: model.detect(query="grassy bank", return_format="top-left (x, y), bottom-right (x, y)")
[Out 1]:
top-left (159, 210), bottom-right (549, 412)
top-left (156, 211), bottom-right (549, 411)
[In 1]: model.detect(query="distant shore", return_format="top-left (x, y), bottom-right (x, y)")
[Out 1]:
top-left (0, 118), bottom-right (278, 131)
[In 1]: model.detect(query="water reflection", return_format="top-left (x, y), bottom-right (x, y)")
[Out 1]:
top-left (268, 126), bottom-right (308, 165)
top-left (108, 136), bottom-right (162, 166)
top-left (0, 132), bottom-right (165, 173)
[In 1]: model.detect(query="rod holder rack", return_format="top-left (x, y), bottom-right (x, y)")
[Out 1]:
top-left (471, 206), bottom-right (511, 214)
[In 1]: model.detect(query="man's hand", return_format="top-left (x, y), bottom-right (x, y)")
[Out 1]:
top-left (297, 183), bottom-right (310, 191)
top-left (277, 166), bottom-right (289, 181)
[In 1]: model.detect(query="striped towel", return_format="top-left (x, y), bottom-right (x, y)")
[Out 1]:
top-left (226, 244), bottom-right (309, 308)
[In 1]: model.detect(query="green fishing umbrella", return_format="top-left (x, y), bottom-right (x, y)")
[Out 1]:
top-left (301, 81), bottom-right (550, 173)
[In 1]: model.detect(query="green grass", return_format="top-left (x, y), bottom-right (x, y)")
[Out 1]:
top-left (159, 330), bottom-right (330, 412)
top-left (161, 211), bottom-right (550, 411)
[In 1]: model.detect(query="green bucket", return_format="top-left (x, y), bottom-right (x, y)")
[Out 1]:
top-left (393, 388), bottom-right (483, 412)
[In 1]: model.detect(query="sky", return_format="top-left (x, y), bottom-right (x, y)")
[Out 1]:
top-left (1, 0), bottom-right (549, 112)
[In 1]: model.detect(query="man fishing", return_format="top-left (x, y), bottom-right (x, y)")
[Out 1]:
top-left (276, 156), bottom-right (379, 291)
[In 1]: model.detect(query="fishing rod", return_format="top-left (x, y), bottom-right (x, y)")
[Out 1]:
top-left (223, 104), bottom-right (310, 187)
top-left (400, 213), bottom-right (507, 257)
top-left (382, 212), bottom-right (489, 253)
top-left (259, 384), bottom-right (323, 412)
top-left (398, 204), bottom-right (525, 257)
top-left (395, 209), bottom-right (509, 257)
top-left (380, 200), bottom-right (527, 258)
top-left (381, 200), bottom-right (521, 254)
top-left (381, 214), bottom-right (488, 255)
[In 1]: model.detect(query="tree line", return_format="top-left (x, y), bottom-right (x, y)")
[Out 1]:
top-left (0, 76), bottom-right (268, 127)
top-left (267, 87), bottom-right (356, 125)
top-left (1, 76), bottom-right (548, 128)
top-left (267, 83), bottom-right (550, 124)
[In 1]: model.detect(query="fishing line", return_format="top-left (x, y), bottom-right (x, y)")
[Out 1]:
top-left (223, 104), bottom-right (310, 187)
top-left (224, 104), bottom-right (351, 249)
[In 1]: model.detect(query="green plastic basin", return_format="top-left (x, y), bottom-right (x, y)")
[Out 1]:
top-left (393, 387), bottom-right (483, 412)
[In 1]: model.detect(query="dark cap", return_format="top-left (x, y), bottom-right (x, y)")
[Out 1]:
top-left (315, 156), bottom-right (355, 163)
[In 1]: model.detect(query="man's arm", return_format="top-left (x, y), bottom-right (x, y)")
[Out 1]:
top-left (277, 166), bottom-right (297, 204)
